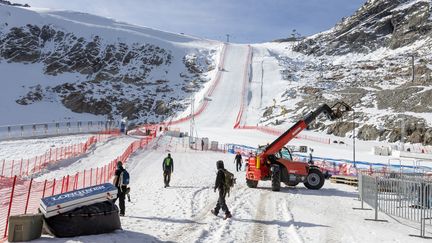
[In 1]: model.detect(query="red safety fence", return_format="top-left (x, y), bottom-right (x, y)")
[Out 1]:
top-left (163, 43), bottom-right (227, 126)
top-left (0, 133), bottom-right (118, 179)
top-left (229, 45), bottom-right (332, 145)
top-left (233, 45), bottom-right (252, 129)
top-left (0, 129), bottom-right (156, 240)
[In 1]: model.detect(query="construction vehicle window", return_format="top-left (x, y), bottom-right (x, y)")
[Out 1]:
top-left (278, 147), bottom-right (292, 160)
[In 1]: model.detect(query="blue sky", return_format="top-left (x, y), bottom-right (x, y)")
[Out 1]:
top-left (14, 0), bottom-right (366, 43)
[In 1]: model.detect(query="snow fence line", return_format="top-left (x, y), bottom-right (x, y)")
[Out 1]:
top-left (230, 45), bottom-right (332, 145)
top-left (233, 45), bottom-right (252, 129)
top-left (164, 43), bottom-right (227, 126)
top-left (0, 133), bottom-right (118, 179)
top-left (0, 120), bottom-right (118, 141)
top-left (0, 128), bottom-right (158, 240)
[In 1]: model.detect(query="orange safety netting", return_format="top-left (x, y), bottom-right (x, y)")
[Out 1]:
top-left (0, 133), bottom-right (118, 179)
top-left (0, 128), bottom-right (156, 240)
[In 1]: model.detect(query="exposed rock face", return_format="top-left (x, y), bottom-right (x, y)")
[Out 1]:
top-left (0, 20), bottom-right (215, 122)
top-left (327, 122), bottom-right (358, 137)
top-left (293, 0), bottom-right (432, 55)
top-left (1, 25), bottom-right (172, 79)
top-left (376, 87), bottom-right (432, 113)
top-left (357, 124), bottom-right (381, 140)
top-left (0, 0), bottom-right (29, 7)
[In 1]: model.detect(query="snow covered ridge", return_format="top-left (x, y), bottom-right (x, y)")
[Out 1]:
top-left (0, 0), bottom-right (29, 8)
top-left (251, 0), bottom-right (432, 145)
top-left (0, 4), bottom-right (221, 125)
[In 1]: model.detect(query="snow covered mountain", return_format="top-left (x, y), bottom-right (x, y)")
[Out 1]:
top-left (252, 0), bottom-right (432, 145)
top-left (1, 0), bottom-right (431, 146)
top-left (0, 3), bottom-right (221, 125)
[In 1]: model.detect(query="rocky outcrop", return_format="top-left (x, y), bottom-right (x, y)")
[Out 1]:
top-left (326, 122), bottom-right (358, 137)
top-left (1, 25), bottom-right (172, 80)
top-left (293, 0), bottom-right (432, 55)
top-left (0, 0), bottom-right (29, 7)
top-left (0, 21), bottom-right (215, 122)
top-left (377, 87), bottom-right (432, 112)
top-left (357, 124), bottom-right (381, 140)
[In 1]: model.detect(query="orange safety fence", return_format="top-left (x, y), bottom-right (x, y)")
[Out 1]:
top-left (230, 45), bottom-right (331, 145)
top-left (0, 129), bottom-right (157, 240)
top-left (162, 43), bottom-right (227, 126)
top-left (233, 45), bottom-right (252, 129)
top-left (0, 133), bottom-right (118, 179)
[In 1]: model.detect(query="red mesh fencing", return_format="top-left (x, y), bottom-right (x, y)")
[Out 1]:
top-left (0, 129), bottom-right (156, 240)
top-left (0, 133), bottom-right (117, 179)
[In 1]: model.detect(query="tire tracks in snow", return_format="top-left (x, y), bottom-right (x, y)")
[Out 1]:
top-left (249, 190), bottom-right (304, 243)
top-left (250, 191), bottom-right (270, 242)
top-left (167, 185), bottom-right (251, 242)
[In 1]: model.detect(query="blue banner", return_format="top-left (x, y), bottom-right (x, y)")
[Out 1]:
top-left (227, 144), bottom-right (257, 155)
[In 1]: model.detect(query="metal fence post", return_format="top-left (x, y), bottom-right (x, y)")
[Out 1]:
top-left (365, 176), bottom-right (388, 222)
top-left (409, 182), bottom-right (432, 239)
top-left (24, 178), bottom-right (33, 214)
top-left (374, 177), bottom-right (379, 220)
top-left (4, 176), bottom-right (17, 238)
top-left (353, 173), bottom-right (371, 211)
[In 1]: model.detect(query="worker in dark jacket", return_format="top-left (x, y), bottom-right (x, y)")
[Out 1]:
top-left (211, 160), bottom-right (232, 219)
top-left (113, 161), bottom-right (127, 216)
top-left (234, 152), bottom-right (242, 172)
top-left (162, 153), bottom-right (174, 188)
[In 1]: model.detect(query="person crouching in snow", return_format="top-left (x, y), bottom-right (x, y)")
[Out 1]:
top-left (211, 160), bottom-right (232, 219)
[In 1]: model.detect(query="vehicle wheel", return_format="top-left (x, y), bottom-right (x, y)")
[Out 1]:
top-left (304, 168), bottom-right (325, 190)
top-left (285, 181), bottom-right (299, 187)
top-left (246, 179), bottom-right (258, 188)
top-left (271, 164), bottom-right (281, 191)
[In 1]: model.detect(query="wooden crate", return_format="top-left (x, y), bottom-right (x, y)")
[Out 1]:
top-left (330, 175), bottom-right (358, 186)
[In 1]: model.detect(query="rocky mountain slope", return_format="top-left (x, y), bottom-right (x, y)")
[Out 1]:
top-left (0, 3), bottom-right (220, 125)
top-left (257, 0), bottom-right (432, 145)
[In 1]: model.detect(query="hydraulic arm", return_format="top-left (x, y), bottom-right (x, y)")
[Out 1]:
top-left (262, 102), bottom-right (352, 156)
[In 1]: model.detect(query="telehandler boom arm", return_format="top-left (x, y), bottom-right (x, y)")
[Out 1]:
top-left (262, 102), bottom-right (352, 156)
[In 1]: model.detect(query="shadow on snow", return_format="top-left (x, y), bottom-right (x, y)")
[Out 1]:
top-left (127, 215), bottom-right (206, 225)
top-left (232, 218), bottom-right (329, 228)
top-left (33, 230), bottom-right (170, 243)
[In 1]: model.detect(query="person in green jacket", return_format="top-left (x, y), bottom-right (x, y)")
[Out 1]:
top-left (163, 153), bottom-right (174, 188)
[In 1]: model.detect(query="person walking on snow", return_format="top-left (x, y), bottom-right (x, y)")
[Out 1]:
top-left (201, 139), bottom-right (205, 151)
top-left (308, 148), bottom-right (314, 165)
top-left (163, 153), bottom-right (174, 188)
top-left (113, 161), bottom-right (128, 216)
top-left (234, 152), bottom-right (242, 172)
top-left (211, 160), bottom-right (232, 219)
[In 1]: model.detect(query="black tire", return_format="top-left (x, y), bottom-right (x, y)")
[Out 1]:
top-left (285, 181), bottom-right (299, 187)
top-left (246, 179), bottom-right (258, 188)
top-left (271, 164), bottom-right (281, 191)
top-left (304, 168), bottom-right (325, 190)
